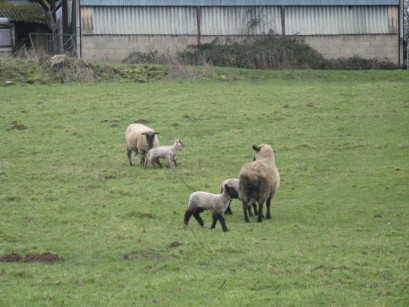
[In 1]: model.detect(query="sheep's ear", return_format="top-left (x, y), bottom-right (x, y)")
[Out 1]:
top-left (253, 145), bottom-right (260, 152)
top-left (154, 132), bottom-right (159, 135)
top-left (141, 132), bottom-right (146, 135)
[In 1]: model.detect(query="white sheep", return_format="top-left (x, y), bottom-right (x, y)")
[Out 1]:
top-left (144, 139), bottom-right (184, 169)
top-left (125, 123), bottom-right (159, 166)
top-left (238, 144), bottom-right (280, 223)
top-left (184, 184), bottom-right (238, 232)
top-left (220, 178), bottom-right (257, 216)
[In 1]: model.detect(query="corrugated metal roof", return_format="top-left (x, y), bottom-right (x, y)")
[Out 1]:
top-left (0, 2), bottom-right (54, 26)
top-left (80, 0), bottom-right (400, 7)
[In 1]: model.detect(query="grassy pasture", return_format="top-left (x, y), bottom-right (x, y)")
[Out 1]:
top-left (1, 69), bottom-right (409, 306)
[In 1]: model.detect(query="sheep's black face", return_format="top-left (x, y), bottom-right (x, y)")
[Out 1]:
top-left (145, 132), bottom-right (158, 149)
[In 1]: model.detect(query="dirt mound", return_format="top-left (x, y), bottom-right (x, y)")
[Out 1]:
top-left (0, 252), bottom-right (64, 264)
top-left (0, 252), bottom-right (23, 262)
top-left (24, 252), bottom-right (64, 263)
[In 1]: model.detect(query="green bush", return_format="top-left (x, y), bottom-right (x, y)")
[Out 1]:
top-left (178, 36), bottom-right (398, 70)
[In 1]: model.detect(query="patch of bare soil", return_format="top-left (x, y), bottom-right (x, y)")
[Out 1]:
top-left (0, 252), bottom-right (23, 262)
top-left (169, 241), bottom-right (185, 248)
top-left (124, 252), bottom-right (162, 260)
top-left (12, 121), bottom-right (28, 130)
top-left (0, 252), bottom-right (64, 264)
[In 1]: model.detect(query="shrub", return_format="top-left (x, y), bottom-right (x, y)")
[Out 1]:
top-left (178, 36), bottom-right (398, 70)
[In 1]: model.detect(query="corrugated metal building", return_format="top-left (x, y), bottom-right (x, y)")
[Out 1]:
top-left (76, 0), bottom-right (404, 65)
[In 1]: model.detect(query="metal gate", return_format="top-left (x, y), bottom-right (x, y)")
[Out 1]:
top-left (29, 33), bottom-right (76, 56)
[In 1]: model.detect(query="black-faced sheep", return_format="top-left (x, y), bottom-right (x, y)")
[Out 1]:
top-left (238, 144), bottom-right (280, 223)
top-left (125, 123), bottom-right (159, 166)
top-left (220, 178), bottom-right (258, 216)
top-left (184, 184), bottom-right (238, 232)
top-left (144, 139), bottom-right (184, 169)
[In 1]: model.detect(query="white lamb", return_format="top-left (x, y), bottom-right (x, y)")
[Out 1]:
top-left (144, 139), bottom-right (184, 168)
top-left (184, 184), bottom-right (238, 232)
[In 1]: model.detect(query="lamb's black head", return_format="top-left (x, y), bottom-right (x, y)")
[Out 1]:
top-left (142, 131), bottom-right (159, 148)
top-left (224, 184), bottom-right (239, 199)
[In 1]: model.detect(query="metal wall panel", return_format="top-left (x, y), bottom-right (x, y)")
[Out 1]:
top-left (81, 0), bottom-right (400, 7)
top-left (200, 6), bottom-right (281, 35)
top-left (286, 6), bottom-right (398, 35)
top-left (81, 5), bottom-right (398, 36)
top-left (82, 6), bottom-right (197, 34)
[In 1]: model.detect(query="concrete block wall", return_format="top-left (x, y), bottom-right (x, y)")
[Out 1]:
top-left (304, 34), bottom-right (399, 64)
top-left (81, 34), bottom-right (399, 64)
top-left (81, 35), bottom-right (198, 61)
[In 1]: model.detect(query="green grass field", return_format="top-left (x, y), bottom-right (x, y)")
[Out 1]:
top-left (1, 69), bottom-right (409, 306)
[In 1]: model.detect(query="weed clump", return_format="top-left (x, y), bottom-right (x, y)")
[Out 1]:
top-left (178, 36), bottom-right (398, 70)
top-left (0, 53), bottom-right (166, 85)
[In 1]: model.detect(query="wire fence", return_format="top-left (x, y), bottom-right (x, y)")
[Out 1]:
top-left (29, 33), bottom-right (76, 57)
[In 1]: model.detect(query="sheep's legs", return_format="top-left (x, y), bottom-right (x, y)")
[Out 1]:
top-left (266, 197), bottom-right (272, 219)
top-left (257, 203), bottom-right (264, 223)
top-left (225, 201), bottom-right (233, 215)
top-left (248, 206), bottom-right (254, 216)
top-left (127, 149), bottom-right (133, 166)
top-left (243, 203), bottom-right (250, 223)
top-left (172, 158), bottom-right (177, 167)
top-left (252, 203), bottom-right (258, 216)
top-left (140, 156), bottom-right (145, 166)
top-left (212, 213), bottom-right (228, 232)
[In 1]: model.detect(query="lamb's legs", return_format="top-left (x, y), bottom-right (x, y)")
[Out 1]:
top-left (211, 213), bottom-right (228, 232)
top-left (193, 209), bottom-right (205, 227)
top-left (211, 214), bottom-right (218, 229)
top-left (218, 215), bottom-right (229, 232)
top-left (184, 210), bottom-right (193, 225)
top-left (143, 158), bottom-right (150, 169)
top-left (154, 158), bottom-right (163, 168)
